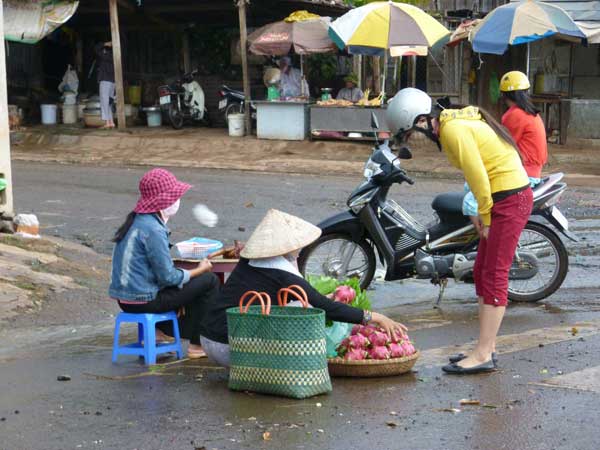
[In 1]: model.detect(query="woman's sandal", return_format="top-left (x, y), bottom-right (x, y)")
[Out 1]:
top-left (187, 347), bottom-right (208, 359)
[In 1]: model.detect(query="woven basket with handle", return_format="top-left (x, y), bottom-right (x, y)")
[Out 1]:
top-left (227, 286), bottom-right (332, 399)
top-left (327, 351), bottom-right (420, 378)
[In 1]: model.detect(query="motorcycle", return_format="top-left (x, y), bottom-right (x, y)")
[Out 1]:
top-left (299, 114), bottom-right (575, 304)
top-left (158, 69), bottom-right (211, 129)
top-left (218, 85), bottom-right (256, 122)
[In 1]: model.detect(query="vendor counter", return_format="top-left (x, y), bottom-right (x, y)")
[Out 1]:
top-left (309, 106), bottom-right (389, 140)
top-left (253, 100), bottom-right (310, 141)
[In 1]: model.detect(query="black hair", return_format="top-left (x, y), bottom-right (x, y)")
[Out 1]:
top-left (113, 211), bottom-right (136, 243)
top-left (503, 90), bottom-right (539, 116)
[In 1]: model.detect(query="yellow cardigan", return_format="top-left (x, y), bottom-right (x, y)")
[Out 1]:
top-left (439, 106), bottom-right (529, 226)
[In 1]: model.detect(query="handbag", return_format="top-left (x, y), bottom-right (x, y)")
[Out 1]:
top-left (227, 286), bottom-right (332, 399)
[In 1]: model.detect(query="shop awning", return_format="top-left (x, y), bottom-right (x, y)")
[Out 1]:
top-left (3, 0), bottom-right (79, 44)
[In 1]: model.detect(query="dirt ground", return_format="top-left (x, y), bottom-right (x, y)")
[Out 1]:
top-left (9, 125), bottom-right (600, 187)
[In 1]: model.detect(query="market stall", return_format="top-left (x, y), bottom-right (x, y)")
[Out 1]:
top-left (248, 11), bottom-right (334, 140)
top-left (254, 99), bottom-right (311, 140)
top-left (309, 2), bottom-right (449, 141)
top-left (310, 105), bottom-right (389, 140)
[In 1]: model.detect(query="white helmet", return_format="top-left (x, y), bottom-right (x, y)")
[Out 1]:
top-left (386, 88), bottom-right (433, 137)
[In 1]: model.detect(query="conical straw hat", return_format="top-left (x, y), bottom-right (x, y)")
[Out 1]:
top-left (240, 209), bottom-right (322, 259)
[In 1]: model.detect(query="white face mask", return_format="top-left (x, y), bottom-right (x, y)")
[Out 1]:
top-left (161, 199), bottom-right (180, 222)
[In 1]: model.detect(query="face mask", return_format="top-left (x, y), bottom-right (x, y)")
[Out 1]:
top-left (161, 199), bottom-right (180, 221)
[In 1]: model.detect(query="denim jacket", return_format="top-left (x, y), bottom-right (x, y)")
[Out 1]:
top-left (109, 213), bottom-right (190, 302)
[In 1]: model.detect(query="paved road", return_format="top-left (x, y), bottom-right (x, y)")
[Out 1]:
top-left (2, 162), bottom-right (600, 450)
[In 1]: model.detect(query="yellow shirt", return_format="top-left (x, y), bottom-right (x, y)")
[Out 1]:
top-left (439, 106), bottom-right (529, 226)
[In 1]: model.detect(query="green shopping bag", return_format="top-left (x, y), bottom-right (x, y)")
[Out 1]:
top-left (227, 286), bottom-right (332, 399)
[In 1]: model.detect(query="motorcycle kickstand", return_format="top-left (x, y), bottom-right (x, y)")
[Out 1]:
top-left (433, 278), bottom-right (448, 309)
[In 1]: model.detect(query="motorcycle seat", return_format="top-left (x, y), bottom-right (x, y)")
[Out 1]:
top-left (431, 192), bottom-right (465, 215)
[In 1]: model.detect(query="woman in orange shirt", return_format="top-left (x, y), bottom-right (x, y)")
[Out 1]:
top-left (499, 70), bottom-right (547, 181)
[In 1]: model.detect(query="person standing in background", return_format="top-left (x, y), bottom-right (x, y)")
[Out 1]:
top-left (95, 41), bottom-right (116, 129)
top-left (279, 56), bottom-right (309, 98)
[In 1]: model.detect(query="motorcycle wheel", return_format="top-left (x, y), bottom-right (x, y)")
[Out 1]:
top-left (225, 103), bottom-right (243, 122)
top-left (298, 233), bottom-right (376, 290)
top-left (168, 104), bottom-right (184, 130)
top-left (507, 222), bottom-right (569, 302)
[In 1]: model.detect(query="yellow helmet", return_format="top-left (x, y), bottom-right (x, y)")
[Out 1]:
top-left (500, 71), bottom-right (530, 92)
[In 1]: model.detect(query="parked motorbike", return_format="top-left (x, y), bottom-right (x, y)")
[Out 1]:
top-left (218, 85), bottom-right (256, 122)
top-left (299, 114), bottom-right (574, 304)
top-left (158, 69), bottom-right (211, 129)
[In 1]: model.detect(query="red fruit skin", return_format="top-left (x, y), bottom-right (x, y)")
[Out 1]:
top-left (358, 325), bottom-right (378, 338)
top-left (370, 331), bottom-right (390, 347)
top-left (389, 342), bottom-right (405, 358)
top-left (400, 342), bottom-right (413, 356)
top-left (345, 348), bottom-right (367, 361)
top-left (333, 285), bottom-right (356, 304)
top-left (351, 324), bottom-right (361, 336)
top-left (348, 333), bottom-right (369, 349)
top-left (367, 345), bottom-right (391, 360)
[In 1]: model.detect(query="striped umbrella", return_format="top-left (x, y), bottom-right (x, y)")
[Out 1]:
top-left (470, 0), bottom-right (586, 55)
top-left (328, 1), bottom-right (450, 56)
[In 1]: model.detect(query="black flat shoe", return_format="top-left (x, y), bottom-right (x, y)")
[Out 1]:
top-left (442, 359), bottom-right (497, 375)
top-left (449, 352), bottom-right (498, 364)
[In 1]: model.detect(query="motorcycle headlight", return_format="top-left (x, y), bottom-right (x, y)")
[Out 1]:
top-left (364, 159), bottom-right (382, 179)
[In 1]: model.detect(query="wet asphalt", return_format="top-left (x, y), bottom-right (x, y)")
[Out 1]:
top-left (2, 162), bottom-right (600, 450)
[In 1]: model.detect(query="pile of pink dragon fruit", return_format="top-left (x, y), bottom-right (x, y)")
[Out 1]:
top-left (336, 325), bottom-right (417, 361)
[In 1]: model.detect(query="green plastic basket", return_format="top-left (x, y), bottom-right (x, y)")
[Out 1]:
top-left (227, 289), bottom-right (332, 399)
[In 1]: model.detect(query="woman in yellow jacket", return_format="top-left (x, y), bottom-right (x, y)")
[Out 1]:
top-left (386, 88), bottom-right (533, 375)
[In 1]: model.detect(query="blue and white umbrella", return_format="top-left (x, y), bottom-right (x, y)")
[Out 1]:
top-left (470, 0), bottom-right (586, 55)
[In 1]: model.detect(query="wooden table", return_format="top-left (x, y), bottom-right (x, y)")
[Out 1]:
top-left (531, 94), bottom-right (564, 139)
top-left (174, 258), bottom-right (239, 284)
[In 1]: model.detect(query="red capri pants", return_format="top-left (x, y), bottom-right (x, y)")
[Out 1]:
top-left (474, 188), bottom-right (533, 307)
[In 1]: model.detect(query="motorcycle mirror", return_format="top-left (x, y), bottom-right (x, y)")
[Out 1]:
top-left (370, 112), bottom-right (380, 130)
top-left (397, 146), bottom-right (413, 160)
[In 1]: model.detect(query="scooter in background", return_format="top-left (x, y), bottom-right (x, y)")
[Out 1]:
top-left (158, 69), bottom-right (211, 129)
top-left (218, 85), bottom-right (256, 122)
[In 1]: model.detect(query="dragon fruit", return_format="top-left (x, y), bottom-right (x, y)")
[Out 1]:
top-left (388, 342), bottom-right (405, 358)
top-left (351, 324), bottom-right (362, 336)
top-left (367, 345), bottom-right (391, 360)
top-left (370, 331), bottom-right (390, 347)
top-left (401, 341), bottom-right (414, 356)
top-left (345, 347), bottom-right (368, 361)
top-left (333, 285), bottom-right (356, 304)
top-left (348, 333), bottom-right (369, 349)
top-left (358, 324), bottom-right (378, 338)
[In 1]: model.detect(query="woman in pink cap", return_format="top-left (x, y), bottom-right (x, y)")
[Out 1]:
top-left (109, 168), bottom-right (219, 358)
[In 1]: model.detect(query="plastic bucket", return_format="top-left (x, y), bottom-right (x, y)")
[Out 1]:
top-left (41, 104), bottom-right (57, 125)
top-left (228, 113), bottom-right (245, 137)
top-left (62, 104), bottom-right (78, 124)
top-left (146, 110), bottom-right (162, 127)
top-left (128, 86), bottom-right (142, 105)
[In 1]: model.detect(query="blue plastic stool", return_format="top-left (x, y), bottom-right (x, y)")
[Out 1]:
top-left (112, 312), bottom-right (183, 365)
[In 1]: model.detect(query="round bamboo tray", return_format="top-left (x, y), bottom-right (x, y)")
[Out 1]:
top-left (327, 351), bottom-right (420, 378)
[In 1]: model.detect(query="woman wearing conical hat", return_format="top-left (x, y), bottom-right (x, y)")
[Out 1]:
top-left (198, 209), bottom-right (407, 367)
